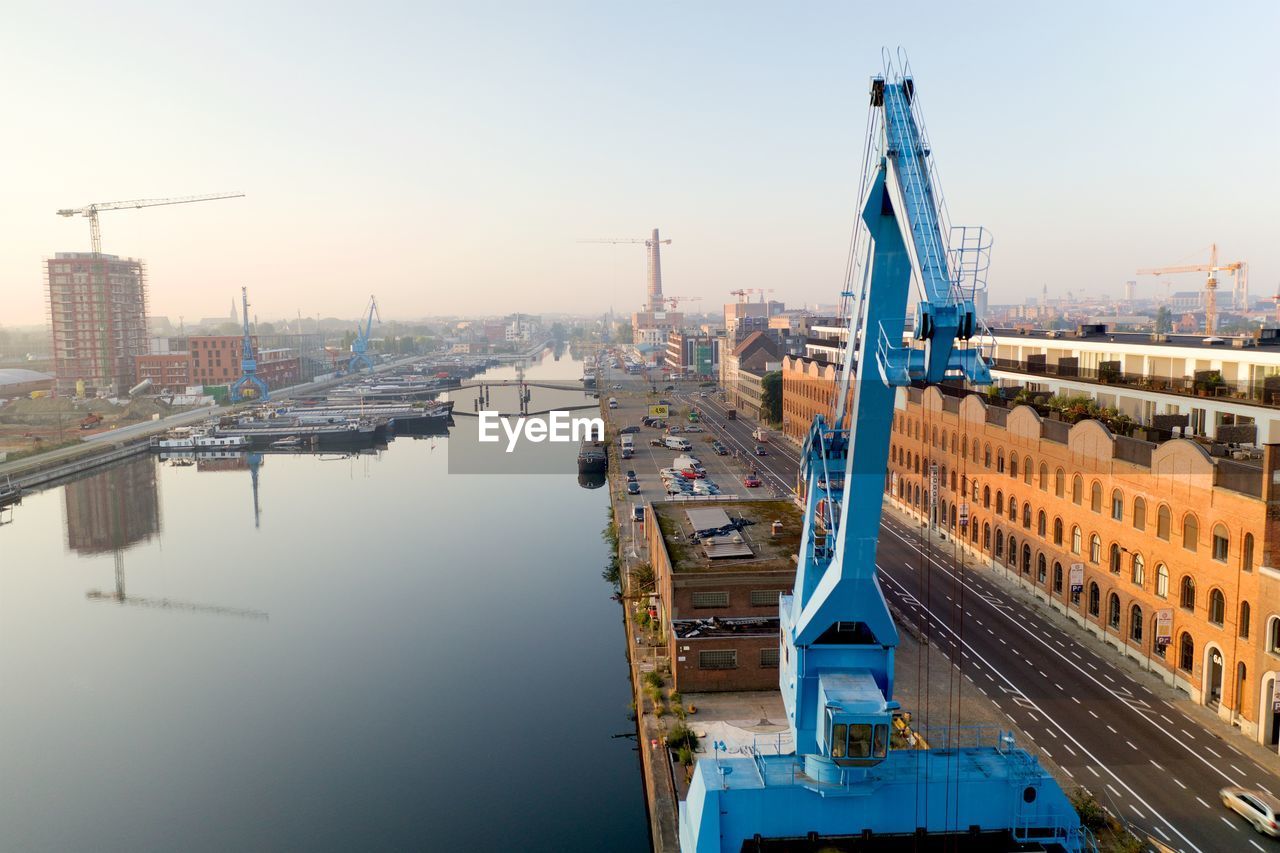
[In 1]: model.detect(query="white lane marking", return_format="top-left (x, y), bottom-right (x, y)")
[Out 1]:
top-left (1107, 783), bottom-right (1122, 798)
top-left (1221, 816), bottom-right (1238, 830)
top-left (1126, 740), bottom-right (1138, 751)
top-left (1173, 778), bottom-right (1186, 789)
top-left (1196, 797), bottom-right (1210, 809)
top-left (1130, 804), bottom-right (1145, 819)
top-left (1204, 746), bottom-right (1220, 758)
top-left (1150, 760), bottom-right (1162, 770)
top-left (1106, 724), bottom-right (1117, 733)
top-left (877, 570), bottom-right (1202, 853)
top-left (881, 525), bottom-right (1246, 794)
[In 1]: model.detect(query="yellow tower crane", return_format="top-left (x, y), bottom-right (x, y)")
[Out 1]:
top-left (1137, 244), bottom-right (1246, 337)
top-left (57, 192), bottom-right (245, 255)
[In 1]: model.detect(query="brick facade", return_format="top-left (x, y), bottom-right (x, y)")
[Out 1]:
top-left (886, 385), bottom-right (1280, 746)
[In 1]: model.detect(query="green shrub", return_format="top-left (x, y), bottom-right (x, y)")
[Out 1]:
top-left (643, 671), bottom-right (664, 689)
top-left (667, 722), bottom-right (700, 753)
top-left (676, 746), bottom-right (694, 766)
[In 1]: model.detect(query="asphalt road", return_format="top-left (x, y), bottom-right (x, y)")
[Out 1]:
top-left (667, 381), bottom-right (1280, 853)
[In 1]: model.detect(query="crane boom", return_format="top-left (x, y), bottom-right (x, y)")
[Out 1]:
top-left (678, 56), bottom-right (1083, 853)
top-left (57, 192), bottom-right (244, 254)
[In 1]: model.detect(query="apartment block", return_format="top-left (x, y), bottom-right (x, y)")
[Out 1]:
top-left (46, 253), bottom-right (148, 396)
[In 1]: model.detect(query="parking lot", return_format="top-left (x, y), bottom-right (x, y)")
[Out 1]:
top-left (601, 369), bottom-right (782, 514)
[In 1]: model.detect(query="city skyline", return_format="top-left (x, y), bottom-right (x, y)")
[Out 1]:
top-left (3, 2), bottom-right (1277, 327)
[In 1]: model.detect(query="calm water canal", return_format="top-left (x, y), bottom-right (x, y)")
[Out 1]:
top-left (0, 349), bottom-right (650, 853)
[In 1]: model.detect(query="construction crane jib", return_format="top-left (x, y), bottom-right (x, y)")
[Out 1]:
top-left (56, 193), bottom-right (245, 255)
top-left (678, 57), bottom-right (1084, 853)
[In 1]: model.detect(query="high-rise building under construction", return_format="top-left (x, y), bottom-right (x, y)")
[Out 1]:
top-left (46, 252), bottom-right (149, 396)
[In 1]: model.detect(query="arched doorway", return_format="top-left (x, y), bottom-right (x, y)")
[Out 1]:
top-left (1262, 675), bottom-right (1280, 748)
top-left (1204, 645), bottom-right (1224, 709)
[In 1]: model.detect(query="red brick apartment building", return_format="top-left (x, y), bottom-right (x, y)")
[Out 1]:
top-left (646, 500), bottom-right (802, 693)
top-left (886, 385), bottom-right (1280, 747)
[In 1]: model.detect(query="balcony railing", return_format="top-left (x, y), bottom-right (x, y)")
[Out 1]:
top-left (993, 358), bottom-right (1280, 409)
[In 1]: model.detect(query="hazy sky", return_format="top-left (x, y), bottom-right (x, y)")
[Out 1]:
top-left (2, 2), bottom-right (1277, 326)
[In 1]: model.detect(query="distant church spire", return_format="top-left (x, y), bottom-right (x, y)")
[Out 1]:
top-left (230, 298), bottom-right (239, 323)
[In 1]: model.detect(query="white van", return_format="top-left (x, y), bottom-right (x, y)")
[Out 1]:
top-left (664, 436), bottom-right (692, 451)
top-left (673, 454), bottom-right (702, 471)
top-left (608, 397), bottom-right (618, 409)
top-left (752, 428), bottom-right (768, 442)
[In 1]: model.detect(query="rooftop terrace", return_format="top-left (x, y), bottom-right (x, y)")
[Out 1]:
top-left (653, 499), bottom-right (803, 575)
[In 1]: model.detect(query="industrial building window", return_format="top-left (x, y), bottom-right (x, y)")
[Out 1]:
top-left (760, 648), bottom-right (780, 668)
top-left (692, 591), bottom-right (730, 609)
top-left (1037, 554), bottom-right (1046, 583)
top-left (1010, 455), bottom-right (1018, 479)
top-left (1053, 562), bottom-right (1063, 593)
top-left (1132, 497), bottom-right (1146, 530)
top-left (1108, 593), bottom-right (1120, 629)
top-left (1023, 456), bottom-right (1033, 485)
top-left (1039, 463), bottom-right (1048, 491)
top-left (1156, 506), bottom-right (1171, 540)
top-left (1130, 606), bottom-right (1143, 642)
top-left (1179, 576), bottom-right (1196, 611)
top-left (1156, 564), bottom-right (1169, 598)
top-left (1109, 543), bottom-right (1121, 574)
top-left (1178, 633), bottom-right (1194, 672)
top-left (1131, 553), bottom-right (1145, 586)
top-left (1037, 511), bottom-right (1046, 537)
top-left (1089, 533), bottom-right (1101, 563)
top-left (1090, 481), bottom-right (1102, 513)
top-left (1088, 583), bottom-right (1100, 617)
top-left (699, 650), bottom-right (737, 670)
top-left (1244, 533), bottom-right (1255, 572)
top-left (1072, 475), bottom-right (1083, 505)
top-left (750, 590), bottom-right (778, 608)
top-left (1212, 525), bottom-right (1229, 563)
top-left (1240, 602), bottom-right (1251, 639)
top-left (1053, 518), bottom-right (1063, 545)
top-left (1182, 514), bottom-right (1198, 552)
top-left (1071, 525), bottom-right (1082, 555)
top-left (1269, 617), bottom-right (1280, 655)
top-left (1111, 490), bottom-right (1124, 521)
top-left (1209, 590), bottom-right (1225, 626)
top-left (1054, 468), bottom-right (1065, 498)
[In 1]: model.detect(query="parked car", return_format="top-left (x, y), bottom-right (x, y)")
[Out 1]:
top-left (754, 445), bottom-right (768, 456)
top-left (619, 425), bottom-right (640, 434)
top-left (663, 385), bottom-right (675, 391)
top-left (715, 445), bottom-right (730, 456)
top-left (680, 468), bottom-right (704, 480)
top-left (685, 425), bottom-right (704, 432)
top-left (626, 481), bottom-right (641, 495)
top-left (743, 475), bottom-right (762, 488)
top-left (625, 470), bottom-right (637, 481)
top-left (1221, 787), bottom-right (1280, 836)
top-left (658, 399), bottom-right (672, 406)
top-left (699, 392), bottom-right (708, 397)
top-left (612, 383), bottom-right (622, 389)
top-left (666, 482), bottom-right (692, 495)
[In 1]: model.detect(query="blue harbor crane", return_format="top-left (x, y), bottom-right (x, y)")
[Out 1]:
top-left (679, 53), bottom-right (1089, 853)
top-left (349, 296), bottom-right (380, 373)
top-left (230, 286), bottom-right (270, 403)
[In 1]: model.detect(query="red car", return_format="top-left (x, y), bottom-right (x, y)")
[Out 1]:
top-left (743, 475), bottom-right (762, 488)
top-left (680, 468), bottom-right (705, 479)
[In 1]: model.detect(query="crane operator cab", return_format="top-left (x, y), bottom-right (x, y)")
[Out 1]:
top-left (807, 671), bottom-right (894, 784)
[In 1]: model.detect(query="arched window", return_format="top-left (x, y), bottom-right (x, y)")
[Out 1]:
top-left (1132, 497), bottom-right (1146, 531)
top-left (996, 491), bottom-right (1004, 514)
top-left (972, 439), bottom-right (979, 462)
top-left (983, 485), bottom-right (990, 508)
top-left (1179, 632), bottom-right (1194, 672)
top-left (995, 530), bottom-right (1004, 559)
top-left (1008, 536), bottom-right (1018, 565)
top-left (1090, 481), bottom-right (1102, 513)
top-left (1109, 543), bottom-right (1121, 574)
top-left (983, 523), bottom-right (991, 551)
top-left (1130, 605), bottom-right (1143, 642)
top-left (1072, 474), bottom-right (1083, 505)
top-left (984, 444), bottom-right (992, 467)
top-left (1131, 552), bottom-right (1145, 586)
top-left (997, 449), bottom-right (1005, 474)
top-left (1088, 582), bottom-right (1100, 617)
top-left (1022, 504), bottom-right (1031, 529)
top-left (1054, 468), bottom-right (1065, 498)
top-left (1037, 510), bottom-right (1046, 537)
top-left (1269, 616), bottom-right (1280, 654)
top-left (1022, 543), bottom-right (1032, 573)
top-left (1010, 455), bottom-right (1018, 479)
top-left (1108, 593), bottom-right (1121, 629)
top-left (1008, 497), bottom-right (1018, 521)
top-left (1023, 456), bottom-right (1033, 485)
top-left (1071, 525), bottom-right (1082, 555)
top-left (1212, 524), bottom-right (1229, 563)
top-left (1156, 505), bottom-right (1171, 540)
top-left (1053, 517), bottom-right (1063, 546)
top-left (1039, 463), bottom-right (1048, 491)
top-left (1037, 553), bottom-right (1047, 583)
top-left (1053, 561), bottom-right (1063, 593)
top-left (1179, 576), bottom-right (1196, 611)
top-left (1111, 489), bottom-right (1123, 521)
top-left (1209, 589), bottom-right (1225, 626)
top-left (950, 470), bottom-right (957, 492)
top-left (1089, 533), bottom-right (1101, 563)
top-left (931, 425), bottom-right (938, 446)
top-left (971, 517), bottom-right (979, 542)
top-left (1182, 514), bottom-right (1199, 552)
top-left (1156, 564), bottom-right (1169, 598)
top-left (1244, 533), bottom-right (1255, 572)
top-left (1240, 601), bottom-right (1251, 639)
top-left (941, 431), bottom-right (948, 452)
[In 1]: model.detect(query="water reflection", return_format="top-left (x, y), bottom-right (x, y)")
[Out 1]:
top-left (578, 471), bottom-right (607, 490)
top-left (63, 453), bottom-right (160, 555)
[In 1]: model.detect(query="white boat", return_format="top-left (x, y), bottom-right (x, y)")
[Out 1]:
top-left (153, 428), bottom-right (250, 450)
